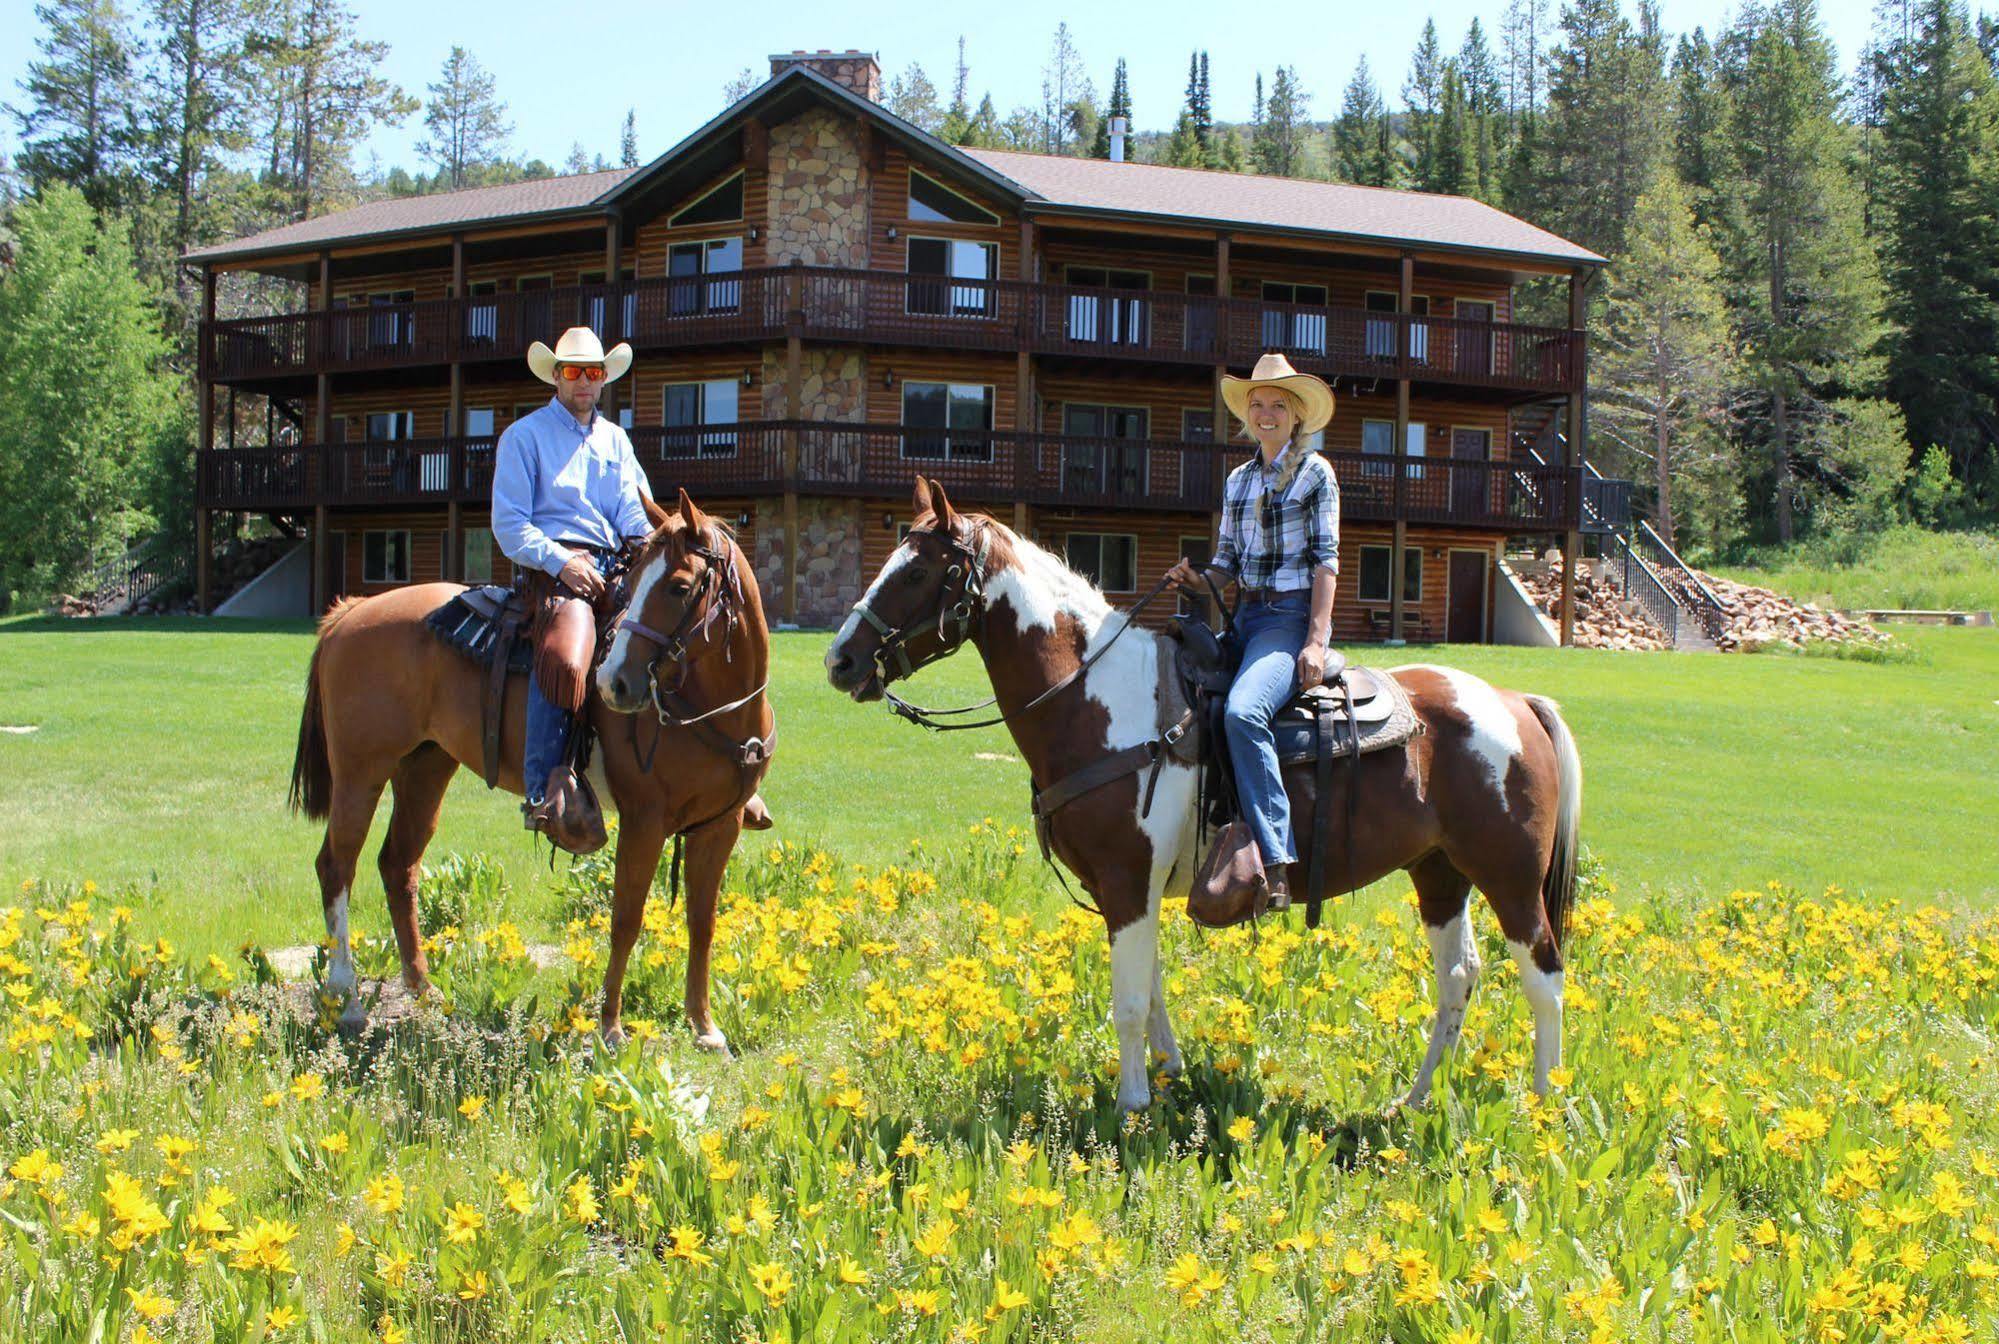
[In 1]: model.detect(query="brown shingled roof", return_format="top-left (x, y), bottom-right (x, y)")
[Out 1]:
top-left (962, 149), bottom-right (1603, 266)
top-left (183, 167), bottom-right (636, 262)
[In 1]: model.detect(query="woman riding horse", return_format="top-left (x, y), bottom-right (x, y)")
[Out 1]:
top-left (1166, 352), bottom-right (1340, 928)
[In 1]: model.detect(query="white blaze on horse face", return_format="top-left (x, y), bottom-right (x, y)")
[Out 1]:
top-left (1507, 938), bottom-right (1564, 1095)
top-left (828, 543), bottom-right (915, 675)
top-left (1411, 664), bottom-right (1525, 807)
top-left (600, 548), bottom-right (667, 698)
top-left (1406, 911), bottom-right (1480, 1107)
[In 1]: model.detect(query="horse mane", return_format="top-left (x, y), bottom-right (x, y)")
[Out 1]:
top-left (958, 512), bottom-right (1116, 630)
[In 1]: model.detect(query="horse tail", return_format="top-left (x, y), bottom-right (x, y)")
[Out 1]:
top-left (1525, 694), bottom-right (1582, 950)
top-left (289, 598), bottom-right (362, 820)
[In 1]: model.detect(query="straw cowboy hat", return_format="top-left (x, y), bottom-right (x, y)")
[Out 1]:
top-left (527, 326), bottom-right (633, 385)
top-left (1220, 352), bottom-right (1335, 435)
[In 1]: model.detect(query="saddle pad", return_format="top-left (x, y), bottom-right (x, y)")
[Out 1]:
top-left (1274, 667), bottom-right (1420, 765)
top-left (424, 586), bottom-right (531, 676)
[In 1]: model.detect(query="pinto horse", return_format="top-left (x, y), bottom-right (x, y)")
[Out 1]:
top-left (288, 489), bottom-right (773, 1050)
top-left (826, 479), bottom-right (1581, 1112)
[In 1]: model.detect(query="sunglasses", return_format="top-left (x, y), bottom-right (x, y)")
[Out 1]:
top-left (558, 365), bottom-right (607, 383)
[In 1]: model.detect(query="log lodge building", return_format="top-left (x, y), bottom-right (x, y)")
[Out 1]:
top-left (188, 51), bottom-right (1621, 644)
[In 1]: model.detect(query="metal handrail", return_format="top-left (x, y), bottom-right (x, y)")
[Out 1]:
top-left (1606, 530), bottom-right (1679, 642)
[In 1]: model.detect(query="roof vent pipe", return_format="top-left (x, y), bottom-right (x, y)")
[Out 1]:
top-left (1109, 116), bottom-right (1128, 163)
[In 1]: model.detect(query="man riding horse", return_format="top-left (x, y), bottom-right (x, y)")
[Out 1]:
top-left (1165, 352), bottom-right (1340, 928)
top-left (493, 325), bottom-right (769, 852)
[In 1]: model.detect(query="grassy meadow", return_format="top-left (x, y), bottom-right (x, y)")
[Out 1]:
top-left (1710, 524), bottom-right (1999, 615)
top-left (1, 618), bottom-right (1993, 958)
top-left (2, 615), bottom-right (1996, 1340)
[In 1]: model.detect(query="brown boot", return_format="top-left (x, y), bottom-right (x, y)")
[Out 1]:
top-left (1186, 821), bottom-right (1277, 929)
top-left (523, 766), bottom-right (608, 855)
top-left (741, 792), bottom-right (774, 831)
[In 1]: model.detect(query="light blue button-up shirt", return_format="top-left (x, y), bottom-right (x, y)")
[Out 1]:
top-left (491, 398), bottom-right (652, 577)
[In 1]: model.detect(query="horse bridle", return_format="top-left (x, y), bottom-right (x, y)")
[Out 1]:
top-left (612, 529), bottom-right (770, 764)
top-left (849, 522), bottom-right (992, 685)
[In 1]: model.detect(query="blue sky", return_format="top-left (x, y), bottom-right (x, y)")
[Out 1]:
top-left (2, 0), bottom-right (1876, 174)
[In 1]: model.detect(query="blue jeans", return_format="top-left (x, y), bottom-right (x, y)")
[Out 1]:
top-left (1223, 594), bottom-right (1319, 868)
top-left (524, 551), bottom-right (615, 804)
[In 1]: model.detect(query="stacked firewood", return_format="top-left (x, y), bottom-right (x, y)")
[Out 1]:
top-left (1695, 572), bottom-right (1890, 652)
top-left (1519, 562), bottom-right (1673, 651)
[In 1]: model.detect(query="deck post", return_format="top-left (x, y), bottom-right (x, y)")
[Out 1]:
top-left (1559, 269), bottom-right (1587, 646)
top-left (600, 211), bottom-right (622, 423)
top-left (783, 262), bottom-right (803, 624)
top-left (1211, 233), bottom-right (1232, 547)
top-left (1390, 254), bottom-right (1413, 640)
top-left (197, 266), bottom-right (217, 612)
top-left (447, 234), bottom-right (466, 582)
top-left (312, 252), bottom-right (332, 615)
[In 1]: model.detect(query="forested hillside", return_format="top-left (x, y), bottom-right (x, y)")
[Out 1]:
top-left (3, 0), bottom-right (1995, 606)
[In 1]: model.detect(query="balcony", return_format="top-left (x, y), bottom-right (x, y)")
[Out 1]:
top-left (202, 267), bottom-right (1586, 396)
top-left (198, 423), bottom-right (1596, 532)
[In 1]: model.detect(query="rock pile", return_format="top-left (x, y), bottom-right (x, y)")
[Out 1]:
top-left (1519, 562), bottom-right (1673, 651)
top-left (1696, 572), bottom-right (1890, 652)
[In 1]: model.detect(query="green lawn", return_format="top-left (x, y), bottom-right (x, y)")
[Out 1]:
top-left (2, 615), bottom-right (1994, 956)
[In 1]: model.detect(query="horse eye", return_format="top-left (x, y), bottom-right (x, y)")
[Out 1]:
top-left (904, 566), bottom-right (927, 585)
top-left (669, 579), bottom-right (692, 596)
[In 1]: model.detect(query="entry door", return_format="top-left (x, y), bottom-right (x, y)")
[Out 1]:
top-left (1456, 300), bottom-right (1494, 377)
top-left (1447, 550), bottom-right (1488, 643)
top-left (1450, 428), bottom-right (1491, 519)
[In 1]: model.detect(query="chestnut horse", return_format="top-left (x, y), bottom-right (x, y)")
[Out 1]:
top-left (826, 479), bottom-right (1581, 1112)
top-left (288, 490), bottom-right (773, 1050)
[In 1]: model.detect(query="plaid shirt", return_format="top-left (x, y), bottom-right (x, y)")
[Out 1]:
top-left (1211, 447), bottom-right (1340, 591)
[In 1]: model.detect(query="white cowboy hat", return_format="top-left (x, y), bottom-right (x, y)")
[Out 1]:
top-left (1220, 352), bottom-right (1336, 435)
top-left (526, 326), bottom-right (633, 385)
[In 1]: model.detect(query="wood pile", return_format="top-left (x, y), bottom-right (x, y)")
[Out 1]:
top-left (1520, 562), bottom-right (1673, 651)
top-left (1694, 571), bottom-right (1891, 652)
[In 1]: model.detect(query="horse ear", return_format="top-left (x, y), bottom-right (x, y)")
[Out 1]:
top-left (677, 487), bottom-right (707, 528)
top-left (642, 494), bottom-right (670, 530)
top-left (911, 476), bottom-right (934, 518)
top-left (927, 477), bottom-right (958, 527)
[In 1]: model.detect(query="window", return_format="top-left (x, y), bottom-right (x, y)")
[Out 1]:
top-left (662, 379), bottom-right (739, 458)
top-left (461, 407), bottom-right (496, 438)
top-left (1177, 534), bottom-right (1213, 615)
top-left (1357, 545), bottom-right (1421, 604)
top-left (901, 382), bottom-right (993, 461)
top-left (1361, 419), bottom-right (1426, 480)
top-left (668, 238), bottom-right (743, 315)
top-left (1065, 266), bottom-right (1149, 346)
top-left (907, 237), bottom-right (997, 317)
top-left (1409, 295), bottom-right (1432, 363)
top-left (363, 530), bottom-right (411, 584)
top-left (1061, 405), bottom-right (1149, 497)
top-left (1064, 533), bottom-right (1138, 593)
top-left (1182, 409), bottom-right (1216, 441)
top-left (462, 527), bottom-right (494, 584)
top-left (1184, 274), bottom-right (1218, 354)
top-left (579, 266), bottom-right (637, 337)
top-left (907, 170), bottom-right (998, 225)
top-left (464, 281), bottom-right (498, 345)
top-left (359, 290), bottom-right (415, 349)
top-left (668, 172), bottom-right (744, 226)
top-left (365, 411), bottom-right (415, 441)
top-left (1260, 282), bottom-right (1328, 355)
top-left (1364, 292), bottom-right (1430, 361)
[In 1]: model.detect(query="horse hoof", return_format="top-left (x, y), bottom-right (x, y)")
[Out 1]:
top-left (598, 1023), bottom-right (628, 1050)
top-left (336, 1006), bottom-right (369, 1037)
top-left (693, 1030), bottom-right (732, 1059)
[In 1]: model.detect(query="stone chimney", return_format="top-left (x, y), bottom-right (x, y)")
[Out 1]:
top-left (768, 50), bottom-right (882, 102)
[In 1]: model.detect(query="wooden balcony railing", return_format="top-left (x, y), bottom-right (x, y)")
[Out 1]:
top-left (198, 422), bottom-right (1596, 532)
top-left (203, 266), bottom-right (1585, 395)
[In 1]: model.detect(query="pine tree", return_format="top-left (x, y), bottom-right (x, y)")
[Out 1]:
top-left (967, 94), bottom-right (1000, 148)
top-left (888, 63), bottom-right (943, 133)
top-left (1334, 56), bottom-right (1391, 185)
top-left (1537, 0), bottom-right (1669, 256)
top-left (1196, 52), bottom-right (1213, 156)
top-left (1218, 128), bottom-right (1247, 172)
top-left (1874, 0), bottom-right (1999, 499)
top-left (147, 0), bottom-right (256, 261)
top-left (1253, 66), bottom-right (1308, 176)
top-left (251, 0), bottom-right (416, 219)
top-left (1597, 167), bottom-right (1734, 547)
top-left (9, 0), bottom-right (143, 209)
top-left (1429, 65), bottom-right (1473, 194)
top-left (0, 185), bottom-right (175, 604)
top-left (1728, 0), bottom-right (1889, 540)
top-left (1502, 0), bottom-right (1551, 114)
top-left (1672, 29), bottom-right (1738, 237)
top-left (1090, 58), bottom-right (1131, 159)
top-left (620, 109), bottom-right (638, 168)
top-left (1405, 18), bottom-right (1445, 187)
top-left (942, 37), bottom-right (972, 142)
top-left (1039, 22), bottom-right (1093, 154)
top-left (1461, 18), bottom-right (1505, 197)
top-left (418, 47), bottom-right (511, 189)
